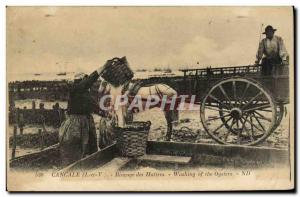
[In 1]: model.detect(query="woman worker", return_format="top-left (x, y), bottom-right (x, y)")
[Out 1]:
top-left (59, 61), bottom-right (109, 167)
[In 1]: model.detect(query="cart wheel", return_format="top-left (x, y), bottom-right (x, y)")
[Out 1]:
top-left (219, 103), bottom-right (283, 136)
top-left (200, 77), bottom-right (277, 146)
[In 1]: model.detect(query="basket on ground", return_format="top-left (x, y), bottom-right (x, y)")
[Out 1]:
top-left (171, 127), bottom-right (198, 143)
top-left (114, 121), bottom-right (151, 157)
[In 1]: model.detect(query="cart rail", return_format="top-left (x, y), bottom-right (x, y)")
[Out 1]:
top-left (180, 65), bottom-right (262, 77)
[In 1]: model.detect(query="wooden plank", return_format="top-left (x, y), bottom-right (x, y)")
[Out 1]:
top-left (10, 144), bottom-right (59, 169)
top-left (61, 143), bottom-right (117, 171)
top-left (146, 141), bottom-right (289, 164)
top-left (138, 154), bottom-right (191, 164)
top-left (11, 125), bottom-right (17, 159)
top-left (10, 140), bottom-right (289, 170)
top-left (99, 157), bottom-right (132, 171)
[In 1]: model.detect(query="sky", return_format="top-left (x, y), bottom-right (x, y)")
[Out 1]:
top-left (6, 6), bottom-right (294, 74)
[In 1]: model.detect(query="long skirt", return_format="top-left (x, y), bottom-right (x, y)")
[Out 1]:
top-left (98, 117), bottom-right (114, 149)
top-left (59, 114), bottom-right (97, 167)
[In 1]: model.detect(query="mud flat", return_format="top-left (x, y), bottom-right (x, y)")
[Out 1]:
top-left (134, 107), bottom-right (290, 148)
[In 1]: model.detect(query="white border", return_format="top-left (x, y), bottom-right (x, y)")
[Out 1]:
top-left (1, 0), bottom-right (299, 196)
top-left (1, 0), bottom-right (299, 6)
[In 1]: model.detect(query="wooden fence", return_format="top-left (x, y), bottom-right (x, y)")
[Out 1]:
top-left (9, 108), bottom-right (65, 127)
top-left (8, 80), bottom-right (102, 101)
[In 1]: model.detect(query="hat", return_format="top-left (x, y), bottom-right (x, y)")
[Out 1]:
top-left (74, 72), bottom-right (86, 80)
top-left (263, 25), bottom-right (277, 34)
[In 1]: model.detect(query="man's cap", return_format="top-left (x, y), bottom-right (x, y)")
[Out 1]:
top-left (263, 25), bottom-right (277, 34)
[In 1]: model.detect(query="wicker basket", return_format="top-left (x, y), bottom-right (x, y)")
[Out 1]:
top-left (100, 56), bottom-right (134, 87)
top-left (114, 121), bottom-right (151, 157)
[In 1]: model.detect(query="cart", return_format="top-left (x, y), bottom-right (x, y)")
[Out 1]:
top-left (136, 64), bottom-right (289, 146)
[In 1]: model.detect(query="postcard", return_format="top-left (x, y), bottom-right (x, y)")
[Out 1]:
top-left (6, 6), bottom-right (294, 191)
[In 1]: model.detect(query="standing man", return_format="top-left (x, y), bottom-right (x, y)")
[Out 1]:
top-left (255, 25), bottom-right (289, 75)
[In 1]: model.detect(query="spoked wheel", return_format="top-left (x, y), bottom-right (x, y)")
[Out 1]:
top-left (200, 77), bottom-right (277, 146)
top-left (219, 104), bottom-right (284, 136)
top-left (219, 104), bottom-right (237, 134)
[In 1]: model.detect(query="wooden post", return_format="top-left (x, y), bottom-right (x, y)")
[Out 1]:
top-left (19, 124), bottom-right (23, 135)
top-left (32, 101), bottom-right (36, 109)
top-left (12, 125), bottom-right (17, 159)
top-left (38, 128), bottom-right (44, 150)
top-left (39, 102), bottom-right (44, 110)
top-left (15, 108), bottom-right (19, 126)
top-left (8, 93), bottom-right (15, 111)
top-left (42, 116), bottom-right (47, 134)
top-left (18, 109), bottom-right (24, 135)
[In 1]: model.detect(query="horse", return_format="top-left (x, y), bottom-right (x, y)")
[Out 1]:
top-left (97, 80), bottom-right (179, 148)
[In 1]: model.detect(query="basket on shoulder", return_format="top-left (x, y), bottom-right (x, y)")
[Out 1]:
top-left (100, 56), bottom-right (134, 87)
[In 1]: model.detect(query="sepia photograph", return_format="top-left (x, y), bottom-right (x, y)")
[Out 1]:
top-left (6, 6), bottom-right (294, 191)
